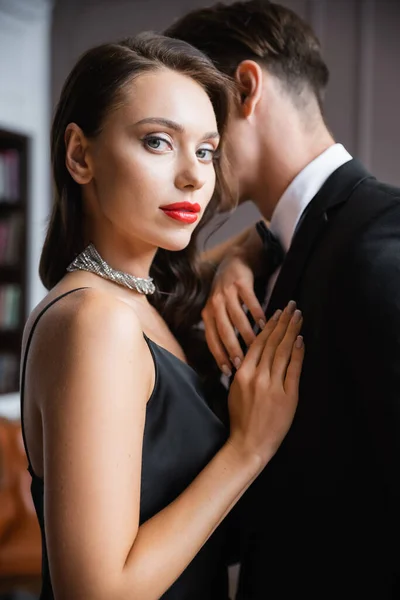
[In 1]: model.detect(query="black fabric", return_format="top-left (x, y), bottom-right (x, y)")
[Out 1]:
top-left (20, 289), bottom-right (230, 600)
top-left (236, 224), bottom-right (284, 357)
top-left (254, 220), bottom-right (285, 304)
top-left (235, 159), bottom-right (400, 599)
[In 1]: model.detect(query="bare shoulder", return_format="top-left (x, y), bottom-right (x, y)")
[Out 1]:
top-left (26, 287), bottom-right (142, 348)
top-left (26, 287), bottom-right (153, 404)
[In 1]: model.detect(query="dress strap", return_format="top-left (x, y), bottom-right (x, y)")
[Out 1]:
top-left (20, 287), bottom-right (89, 475)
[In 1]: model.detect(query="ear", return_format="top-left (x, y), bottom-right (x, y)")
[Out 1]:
top-left (64, 123), bottom-right (93, 184)
top-left (234, 60), bottom-right (264, 118)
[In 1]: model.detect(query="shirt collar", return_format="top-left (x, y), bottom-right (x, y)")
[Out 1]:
top-left (269, 143), bottom-right (353, 253)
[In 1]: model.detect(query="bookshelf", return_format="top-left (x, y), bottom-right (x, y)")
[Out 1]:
top-left (0, 129), bottom-right (28, 395)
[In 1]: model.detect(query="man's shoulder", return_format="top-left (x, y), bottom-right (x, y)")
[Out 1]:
top-left (322, 172), bottom-right (400, 277)
top-left (340, 173), bottom-right (400, 234)
top-left (321, 161), bottom-right (400, 235)
top-left (354, 177), bottom-right (400, 212)
top-left (358, 175), bottom-right (400, 204)
top-left (342, 178), bottom-right (400, 275)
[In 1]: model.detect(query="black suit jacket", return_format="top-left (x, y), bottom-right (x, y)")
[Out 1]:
top-left (235, 159), bottom-right (400, 599)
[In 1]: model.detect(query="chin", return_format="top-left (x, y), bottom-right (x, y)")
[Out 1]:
top-left (158, 231), bottom-right (193, 252)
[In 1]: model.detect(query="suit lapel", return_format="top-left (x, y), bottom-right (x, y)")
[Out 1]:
top-left (265, 159), bottom-right (374, 319)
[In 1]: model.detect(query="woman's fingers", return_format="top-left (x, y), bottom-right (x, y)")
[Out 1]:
top-left (284, 336), bottom-right (305, 396)
top-left (269, 309), bottom-right (303, 381)
top-left (202, 310), bottom-right (232, 376)
top-left (204, 295), bottom-right (304, 384)
top-left (212, 286), bottom-right (263, 363)
top-left (238, 307), bottom-right (284, 370)
top-left (236, 283), bottom-right (266, 334)
top-left (257, 301), bottom-right (299, 372)
top-left (226, 295), bottom-right (256, 349)
top-left (213, 302), bottom-right (244, 368)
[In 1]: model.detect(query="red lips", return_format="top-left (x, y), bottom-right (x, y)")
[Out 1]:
top-left (160, 202), bottom-right (201, 224)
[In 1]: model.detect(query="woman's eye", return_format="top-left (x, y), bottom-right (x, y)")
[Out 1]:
top-left (143, 136), bottom-right (172, 152)
top-left (196, 147), bottom-right (216, 162)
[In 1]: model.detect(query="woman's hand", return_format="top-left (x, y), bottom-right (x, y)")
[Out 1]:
top-left (201, 250), bottom-right (266, 375)
top-left (227, 301), bottom-right (304, 467)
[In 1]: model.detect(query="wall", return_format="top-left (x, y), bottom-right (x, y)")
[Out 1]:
top-left (0, 0), bottom-right (53, 418)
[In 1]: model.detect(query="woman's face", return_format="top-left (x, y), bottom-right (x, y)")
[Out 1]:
top-left (82, 68), bottom-right (220, 253)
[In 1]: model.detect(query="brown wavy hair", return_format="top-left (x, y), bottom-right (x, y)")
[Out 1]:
top-left (40, 33), bottom-right (235, 369)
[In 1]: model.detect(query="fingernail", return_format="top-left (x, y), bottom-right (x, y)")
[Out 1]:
top-left (258, 318), bottom-right (266, 329)
top-left (272, 309), bottom-right (282, 321)
top-left (286, 300), bottom-right (297, 314)
top-left (292, 309), bottom-right (302, 324)
top-left (233, 356), bottom-right (241, 369)
top-left (295, 335), bottom-right (304, 349)
top-left (221, 364), bottom-right (232, 377)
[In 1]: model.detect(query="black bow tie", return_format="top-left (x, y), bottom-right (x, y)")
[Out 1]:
top-left (236, 221), bottom-right (285, 358)
top-left (252, 220), bottom-right (285, 308)
top-left (255, 220), bottom-right (285, 282)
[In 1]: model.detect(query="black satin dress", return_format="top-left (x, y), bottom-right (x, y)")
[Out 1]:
top-left (20, 289), bottom-right (230, 599)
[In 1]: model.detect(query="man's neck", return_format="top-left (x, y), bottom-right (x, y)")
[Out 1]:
top-left (250, 130), bottom-right (335, 220)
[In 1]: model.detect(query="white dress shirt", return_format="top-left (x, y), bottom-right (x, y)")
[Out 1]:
top-left (263, 143), bottom-right (353, 310)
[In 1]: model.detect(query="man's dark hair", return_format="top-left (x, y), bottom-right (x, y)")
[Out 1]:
top-left (165, 0), bottom-right (330, 110)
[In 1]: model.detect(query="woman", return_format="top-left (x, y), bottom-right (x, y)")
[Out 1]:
top-left (20, 33), bottom-right (304, 599)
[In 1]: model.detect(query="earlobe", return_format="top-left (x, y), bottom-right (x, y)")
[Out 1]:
top-left (65, 123), bottom-right (92, 185)
top-left (235, 60), bottom-right (264, 118)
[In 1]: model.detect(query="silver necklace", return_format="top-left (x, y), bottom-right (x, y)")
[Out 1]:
top-left (66, 243), bottom-right (156, 295)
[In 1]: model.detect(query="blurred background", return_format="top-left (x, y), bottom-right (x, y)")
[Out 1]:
top-left (0, 0), bottom-right (399, 597)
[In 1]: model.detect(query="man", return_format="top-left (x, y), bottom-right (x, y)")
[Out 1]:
top-left (166, 1), bottom-right (400, 598)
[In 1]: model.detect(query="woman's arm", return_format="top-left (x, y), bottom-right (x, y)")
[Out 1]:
top-left (38, 289), bottom-right (302, 600)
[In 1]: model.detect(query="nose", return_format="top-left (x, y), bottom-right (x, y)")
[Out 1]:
top-left (174, 154), bottom-right (207, 192)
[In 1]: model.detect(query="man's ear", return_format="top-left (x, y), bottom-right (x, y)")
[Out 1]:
top-left (234, 60), bottom-right (264, 118)
top-left (64, 123), bottom-right (93, 184)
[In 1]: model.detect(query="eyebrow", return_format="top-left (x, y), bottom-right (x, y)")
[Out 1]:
top-left (133, 117), bottom-right (220, 140)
